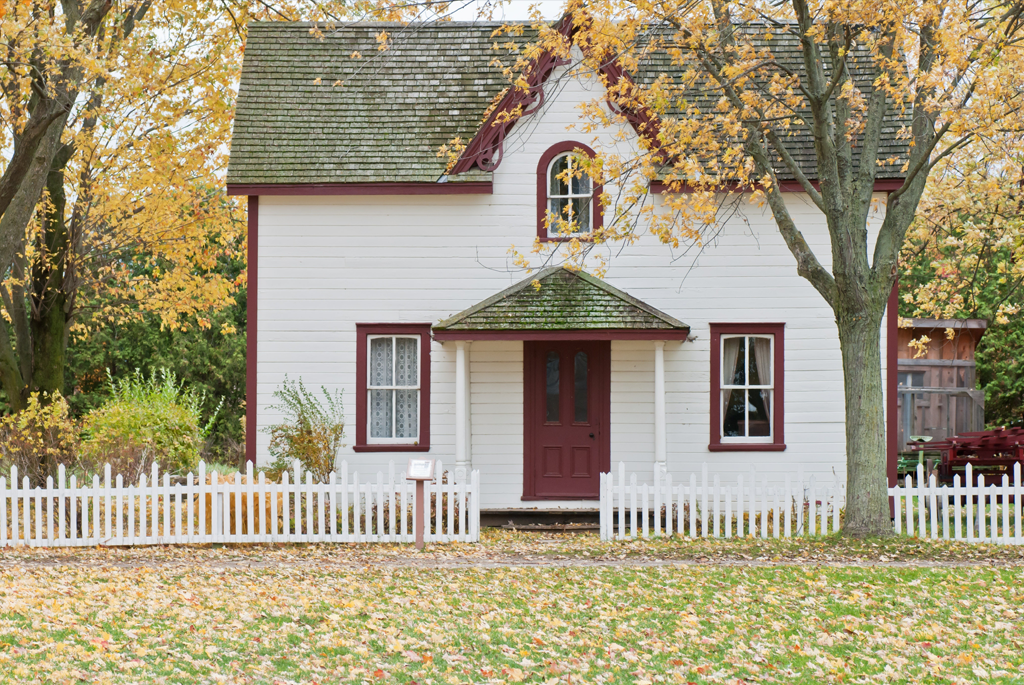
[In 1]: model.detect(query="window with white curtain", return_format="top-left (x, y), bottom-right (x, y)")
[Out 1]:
top-left (720, 334), bottom-right (774, 441)
top-left (368, 335), bottom-right (420, 442)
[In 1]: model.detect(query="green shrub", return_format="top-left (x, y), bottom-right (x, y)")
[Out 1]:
top-left (80, 369), bottom-right (219, 476)
top-left (263, 377), bottom-right (344, 484)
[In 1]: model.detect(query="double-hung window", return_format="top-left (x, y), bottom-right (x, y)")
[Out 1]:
top-left (355, 324), bottom-right (431, 452)
top-left (369, 335), bottom-right (420, 441)
top-left (710, 323), bottom-right (785, 451)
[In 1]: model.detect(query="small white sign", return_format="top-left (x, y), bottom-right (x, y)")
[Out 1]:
top-left (407, 458), bottom-right (435, 481)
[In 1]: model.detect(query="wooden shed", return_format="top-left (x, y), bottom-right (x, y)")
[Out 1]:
top-left (896, 319), bottom-right (987, 453)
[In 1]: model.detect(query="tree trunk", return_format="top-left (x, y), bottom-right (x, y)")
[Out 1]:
top-left (30, 154), bottom-right (73, 399)
top-left (30, 292), bottom-right (67, 397)
top-left (836, 302), bottom-right (892, 536)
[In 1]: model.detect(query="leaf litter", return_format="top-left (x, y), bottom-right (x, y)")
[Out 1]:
top-left (0, 531), bottom-right (1022, 683)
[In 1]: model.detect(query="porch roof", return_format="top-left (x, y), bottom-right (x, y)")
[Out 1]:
top-left (433, 267), bottom-right (690, 340)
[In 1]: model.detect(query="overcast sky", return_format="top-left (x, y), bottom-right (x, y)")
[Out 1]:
top-left (446, 0), bottom-right (567, 21)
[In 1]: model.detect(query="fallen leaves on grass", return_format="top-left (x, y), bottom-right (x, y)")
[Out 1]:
top-left (0, 540), bottom-right (1023, 683)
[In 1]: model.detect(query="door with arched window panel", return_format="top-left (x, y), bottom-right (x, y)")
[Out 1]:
top-left (523, 341), bottom-right (610, 499)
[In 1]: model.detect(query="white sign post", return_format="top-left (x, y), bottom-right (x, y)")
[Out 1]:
top-left (406, 459), bottom-right (435, 550)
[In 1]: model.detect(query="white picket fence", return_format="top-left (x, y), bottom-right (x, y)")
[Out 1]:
top-left (0, 459), bottom-right (480, 547)
top-left (600, 462), bottom-right (844, 541)
top-left (892, 462), bottom-right (1023, 544)
top-left (602, 461), bottom-right (1024, 544)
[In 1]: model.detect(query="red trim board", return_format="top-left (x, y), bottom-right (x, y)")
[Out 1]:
top-left (245, 196), bottom-right (258, 465)
top-left (227, 181), bottom-right (492, 197)
top-left (433, 329), bottom-right (690, 341)
top-left (354, 323), bottom-right (432, 453)
top-left (708, 323), bottom-right (786, 452)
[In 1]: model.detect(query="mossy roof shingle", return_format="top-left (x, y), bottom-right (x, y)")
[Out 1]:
top-left (228, 21), bottom-right (910, 186)
top-left (433, 267), bottom-right (689, 332)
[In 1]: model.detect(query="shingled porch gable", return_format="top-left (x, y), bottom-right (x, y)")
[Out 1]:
top-left (432, 267), bottom-right (690, 341)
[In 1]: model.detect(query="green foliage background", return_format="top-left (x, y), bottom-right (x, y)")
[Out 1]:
top-left (65, 286), bottom-right (246, 465)
top-left (900, 243), bottom-right (1024, 429)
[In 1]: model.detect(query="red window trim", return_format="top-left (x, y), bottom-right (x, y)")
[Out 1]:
top-left (536, 142), bottom-right (604, 243)
top-left (709, 323), bottom-right (786, 452)
top-left (354, 323), bottom-right (432, 453)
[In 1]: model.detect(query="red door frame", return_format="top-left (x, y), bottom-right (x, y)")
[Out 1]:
top-left (523, 340), bottom-right (610, 500)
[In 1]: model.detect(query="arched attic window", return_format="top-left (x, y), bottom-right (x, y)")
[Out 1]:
top-left (536, 142), bottom-right (603, 242)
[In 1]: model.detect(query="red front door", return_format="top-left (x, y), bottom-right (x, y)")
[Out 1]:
top-left (523, 341), bottom-right (610, 499)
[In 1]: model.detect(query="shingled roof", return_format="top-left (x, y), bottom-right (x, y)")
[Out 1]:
top-left (636, 23), bottom-right (911, 181)
top-left (433, 267), bottom-right (689, 334)
top-left (228, 20), bottom-right (910, 187)
top-left (228, 22), bottom-right (520, 186)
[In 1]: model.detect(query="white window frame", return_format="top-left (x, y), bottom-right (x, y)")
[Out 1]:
top-left (546, 152), bottom-right (593, 238)
top-left (366, 334), bottom-right (421, 445)
top-left (720, 333), bottom-right (774, 444)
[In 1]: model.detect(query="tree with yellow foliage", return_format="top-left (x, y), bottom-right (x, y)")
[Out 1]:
top-left (512, 0), bottom-right (1024, 534)
top-left (0, 0), bottom-right (377, 416)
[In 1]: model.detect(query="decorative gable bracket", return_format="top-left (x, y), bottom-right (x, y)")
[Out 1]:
top-left (448, 15), bottom-right (666, 177)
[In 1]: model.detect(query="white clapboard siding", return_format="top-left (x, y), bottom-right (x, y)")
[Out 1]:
top-left (890, 462), bottom-right (1023, 545)
top-left (0, 460), bottom-right (480, 547)
top-left (600, 462), bottom-right (843, 540)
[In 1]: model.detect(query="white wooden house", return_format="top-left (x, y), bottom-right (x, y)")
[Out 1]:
top-left (227, 19), bottom-right (908, 511)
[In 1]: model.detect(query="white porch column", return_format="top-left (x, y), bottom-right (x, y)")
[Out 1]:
top-left (654, 341), bottom-right (667, 471)
top-left (455, 341), bottom-right (470, 470)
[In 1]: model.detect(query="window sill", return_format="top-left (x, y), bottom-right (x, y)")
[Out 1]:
top-left (539, 234), bottom-right (595, 244)
top-left (708, 443), bottom-right (787, 452)
top-left (353, 444), bottom-right (430, 453)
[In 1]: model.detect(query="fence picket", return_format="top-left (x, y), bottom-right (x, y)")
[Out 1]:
top-left (760, 478), bottom-right (768, 540)
top-left (665, 473), bottom-right (673, 537)
top-left (689, 473), bottom-right (697, 538)
top-left (642, 484), bottom-right (649, 539)
top-left (941, 480), bottom-right (950, 541)
top-left (653, 466), bottom-right (661, 537)
top-left (11, 468), bottom-right (19, 546)
top-left (1015, 463), bottom-right (1022, 545)
top-left (700, 464), bottom-right (709, 538)
top-left (786, 473), bottom-right (794, 536)
top-left (629, 473), bottom-right (638, 540)
top-left (1001, 474), bottom-right (1010, 544)
top-left (724, 479), bottom-right (732, 539)
top-left (736, 474), bottom-right (744, 538)
top-left (712, 475), bottom-right (720, 539)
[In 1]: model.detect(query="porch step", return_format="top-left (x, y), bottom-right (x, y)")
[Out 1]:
top-left (480, 508), bottom-right (599, 528)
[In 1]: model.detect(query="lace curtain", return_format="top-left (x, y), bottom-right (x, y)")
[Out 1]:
top-left (369, 336), bottom-right (418, 439)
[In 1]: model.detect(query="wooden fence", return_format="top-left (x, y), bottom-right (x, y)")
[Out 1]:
top-left (0, 460), bottom-right (480, 547)
top-left (892, 463), bottom-right (1022, 543)
top-left (600, 463), bottom-right (843, 541)
top-left (601, 462), bottom-right (1024, 543)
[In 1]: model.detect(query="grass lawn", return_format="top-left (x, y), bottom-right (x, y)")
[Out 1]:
top-left (0, 534), bottom-right (1022, 684)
